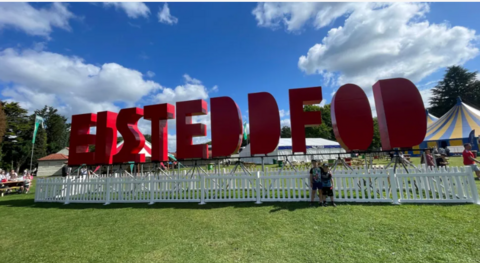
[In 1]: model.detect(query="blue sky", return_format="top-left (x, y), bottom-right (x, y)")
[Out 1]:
top-left (0, 2), bottom-right (479, 151)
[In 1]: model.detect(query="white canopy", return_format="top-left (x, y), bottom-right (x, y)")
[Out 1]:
top-left (239, 138), bottom-right (348, 164)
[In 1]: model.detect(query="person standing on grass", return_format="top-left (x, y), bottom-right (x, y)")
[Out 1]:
top-left (320, 163), bottom-right (336, 207)
top-left (309, 160), bottom-right (322, 207)
top-left (463, 143), bottom-right (480, 179)
top-left (425, 149), bottom-right (435, 168)
top-left (436, 153), bottom-right (448, 168)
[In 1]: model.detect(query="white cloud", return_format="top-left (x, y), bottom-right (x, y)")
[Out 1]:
top-left (104, 2), bottom-right (150, 19)
top-left (154, 74), bottom-right (211, 105)
top-left (158, 3), bottom-right (178, 25)
top-left (252, 2), bottom-right (366, 32)
top-left (281, 118), bottom-right (291, 127)
top-left (0, 3), bottom-right (75, 37)
top-left (33, 42), bottom-right (47, 51)
top-left (0, 48), bottom-right (160, 118)
top-left (146, 71), bottom-right (155, 78)
top-left (319, 99), bottom-right (326, 107)
top-left (476, 73), bottom-right (480, 81)
top-left (297, 3), bottom-right (478, 92)
top-left (279, 109), bottom-right (290, 118)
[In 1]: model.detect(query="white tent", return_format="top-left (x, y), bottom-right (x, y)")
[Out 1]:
top-left (239, 138), bottom-right (348, 164)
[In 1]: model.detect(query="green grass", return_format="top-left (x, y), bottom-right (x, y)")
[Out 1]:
top-left (1, 157), bottom-right (479, 263)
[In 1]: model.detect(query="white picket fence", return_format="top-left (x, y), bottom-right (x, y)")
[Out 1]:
top-left (34, 167), bottom-right (480, 205)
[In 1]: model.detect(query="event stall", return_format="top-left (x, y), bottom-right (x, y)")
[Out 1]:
top-left (410, 97), bottom-right (480, 156)
top-left (239, 138), bottom-right (348, 164)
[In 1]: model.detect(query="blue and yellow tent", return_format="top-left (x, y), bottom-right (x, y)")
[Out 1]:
top-left (426, 110), bottom-right (438, 126)
top-left (409, 97), bottom-right (480, 156)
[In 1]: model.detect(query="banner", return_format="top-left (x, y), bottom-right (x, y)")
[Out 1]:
top-left (469, 129), bottom-right (476, 150)
top-left (243, 122), bottom-right (247, 140)
top-left (32, 115), bottom-right (44, 144)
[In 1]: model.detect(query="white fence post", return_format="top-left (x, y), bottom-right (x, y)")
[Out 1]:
top-left (104, 177), bottom-right (111, 205)
top-left (64, 178), bottom-right (71, 205)
top-left (388, 168), bottom-right (399, 204)
top-left (149, 175), bottom-right (155, 205)
top-left (199, 174), bottom-right (206, 205)
top-left (34, 179), bottom-right (41, 202)
top-left (465, 166), bottom-right (480, 204)
top-left (255, 171), bottom-right (262, 204)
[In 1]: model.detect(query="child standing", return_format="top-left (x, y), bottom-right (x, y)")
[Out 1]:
top-left (320, 163), bottom-right (336, 207)
top-left (309, 160), bottom-right (323, 207)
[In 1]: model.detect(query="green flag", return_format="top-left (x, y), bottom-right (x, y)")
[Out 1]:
top-left (243, 122), bottom-right (247, 140)
top-left (32, 115), bottom-right (44, 144)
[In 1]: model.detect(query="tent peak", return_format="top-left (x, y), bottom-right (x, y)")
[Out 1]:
top-left (456, 96), bottom-right (462, 105)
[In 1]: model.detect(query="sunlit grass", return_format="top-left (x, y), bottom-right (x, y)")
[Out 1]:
top-left (0, 157), bottom-right (479, 263)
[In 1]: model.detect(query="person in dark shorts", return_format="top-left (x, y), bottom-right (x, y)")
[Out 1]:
top-left (309, 160), bottom-right (323, 207)
top-left (435, 153), bottom-right (448, 168)
top-left (320, 163), bottom-right (336, 207)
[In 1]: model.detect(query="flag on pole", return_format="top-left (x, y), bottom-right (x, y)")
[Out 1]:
top-left (32, 115), bottom-right (44, 144)
top-left (243, 122), bottom-right (248, 140)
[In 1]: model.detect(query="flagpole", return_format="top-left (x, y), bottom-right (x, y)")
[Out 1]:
top-left (30, 142), bottom-right (34, 172)
top-left (30, 114), bottom-right (36, 172)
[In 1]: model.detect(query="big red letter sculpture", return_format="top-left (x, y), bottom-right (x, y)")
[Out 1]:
top-left (144, 103), bottom-right (175, 162)
top-left (289, 87), bottom-right (322, 153)
top-left (113, 107), bottom-right (146, 163)
top-left (373, 78), bottom-right (426, 150)
top-left (69, 113), bottom-right (97, 166)
top-left (331, 84), bottom-right (373, 151)
top-left (248, 92), bottom-right (280, 155)
top-left (211, 97), bottom-right (243, 157)
top-left (176, 100), bottom-right (209, 159)
top-left (95, 111), bottom-right (118, 164)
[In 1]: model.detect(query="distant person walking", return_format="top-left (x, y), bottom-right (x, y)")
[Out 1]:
top-left (463, 143), bottom-right (480, 179)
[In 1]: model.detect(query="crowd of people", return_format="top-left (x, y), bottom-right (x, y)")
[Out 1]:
top-left (0, 168), bottom-right (33, 193)
top-left (420, 145), bottom-right (450, 168)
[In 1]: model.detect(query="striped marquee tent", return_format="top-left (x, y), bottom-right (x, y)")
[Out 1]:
top-left (411, 97), bottom-right (480, 156)
top-left (426, 110), bottom-right (438, 126)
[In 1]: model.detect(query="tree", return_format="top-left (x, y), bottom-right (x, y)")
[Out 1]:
top-left (280, 126), bottom-right (291, 138)
top-left (368, 118), bottom-right (381, 151)
top-left (303, 104), bottom-right (334, 140)
top-left (1, 102), bottom-right (32, 171)
top-left (429, 66), bottom-right (480, 117)
top-left (0, 102), bottom-right (6, 144)
top-left (35, 106), bottom-right (68, 154)
top-left (144, 134), bottom-right (152, 143)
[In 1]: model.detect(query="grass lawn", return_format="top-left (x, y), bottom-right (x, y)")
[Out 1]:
top-left (1, 157), bottom-right (479, 263)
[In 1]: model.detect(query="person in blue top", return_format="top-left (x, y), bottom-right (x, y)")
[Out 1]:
top-left (309, 160), bottom-right (323, 207)
top-left (320, 163), bottom-right (336, 207)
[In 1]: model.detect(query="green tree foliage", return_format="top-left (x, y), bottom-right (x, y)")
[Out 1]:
top-left (369, 118), bottom-right (382, 151)
top-left (35, 106), bottom-right (68, 154)
top-left (303, 104), bottom-right (334, 140)
top-left (1, 102), bottom-right (31, 171)
top-left (429, 66), bottom-right (480, 117)
top-left (0, 102), bottom-right (70, 171)
top-left (144, 134), bottom-right (152, 143)
top-left (280, 126), bottom-right (291, 138)
top-left (0, 102), bottom-right (6, 144)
